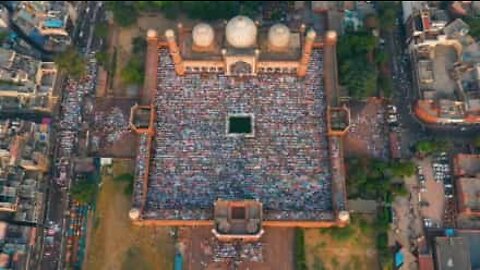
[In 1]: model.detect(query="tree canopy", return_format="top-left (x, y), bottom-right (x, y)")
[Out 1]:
top-left (106, 2), bottom-right (138, 27)
top-left (54, 47), bottom-right (86, 79)
top-left (346, 157), bottom-right (414, 200)
top-left (337, 31), bottom-right (379, 99)
top-left (415, 139), bottom-right (452, 155)
top-left (120, 37), bottom-right (147, 85)
top-left (465, 17), bottom-right (480, 41)
top-left (71, 180), bottom-right (96, 204)
top-left (378, 2), bottom-right (398, 31)
top-left (94, 24), bottom-right (109, 39)
top-left (474, 136), bottom-right (480, 148)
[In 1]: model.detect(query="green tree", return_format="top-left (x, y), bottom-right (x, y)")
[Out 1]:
top-left (94, 24), bottom-right (109, 39)
top-left (378, 2), bottom-right (398, 31)
top-left (465, 17), bottom-right (480, 41)
top-left (54, 47), bottom-right (86, 78)
top-left (294, 228), bottom-right (307, 270)
top-left (95, 51), bottom-right (109, 69)
top-left (415, 140), bottom-right (436, 154)
top-left (71, 180), bottom-right (96, 204)
top-left (121, 57), bottom-right (144, 85)
top-left (0, 31), bottom-right (8, 44)
top-left (181, 1), bottom-right (238, 21)
top-left (114, 173), bottom-right (134, 195)
top-left (338, 31), bottom-right (379, 99)
top-left (415, 139), bottom-right (452, 155)
top-left (474, 136), bottom-right (480, 148)
top-left (106, 2), bottom-right (138, 27)
top-left (389, 160), bottom-right (416, 177)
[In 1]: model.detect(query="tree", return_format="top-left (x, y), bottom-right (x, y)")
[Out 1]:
top-left (294, 229), bottom-right (307, 270)
top-left (338, 31), bottom-right (379, 99)
top-left (389, 160), bottom-right (416, 177)
top-left (181, 1), bottom-right (238, 21)
top-left (106, 2), bottom-right (138, 27)
top-left (0, 31), bottom-right (8, 44)
top-left (71, 180), bottom-right (96, 204)
top-left (94, 24), bottom-right (109, 39)
top-left (415, 140), bottom-right (436, 155)
top-left (121, 57), bottom-right (144, 85)
top-left (378, 2), bottom-right (398, 31)
top-left (114, 173), bottom-right (134, 195)
top-left (474, 136), bottom-right (480, 148)
top-left (465, 17), bottom-right (480, 41)
top-left (95, 51), bottom-right (110, 69)
top-left (415, 139), bottom-right (452, 155)
top-left (54, 47), bottom-right (86, 78)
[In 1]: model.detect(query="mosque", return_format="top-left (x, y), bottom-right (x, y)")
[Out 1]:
top-left (129, 16), bottom-right (350, 241)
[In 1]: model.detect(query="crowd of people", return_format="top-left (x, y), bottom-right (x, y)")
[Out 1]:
top-left (132, 133), bottom-right (149, 210)
top-left (93, 106), bottom-right (129, 145)
top-left (346, 99), bottom-right (389, 160)
top-left (137, 48), bottom-right (335, 221)
top-left (213, 241), bottom-right (263, 263)
top-left (54, 53), bottom-right (98, 186)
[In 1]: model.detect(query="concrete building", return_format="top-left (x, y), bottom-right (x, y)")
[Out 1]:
top-left (408, 4), bottom-right (480, 125)
top-left (433, 236), bottom-right (472, 270)
top-left (0, 48), bottom-right (58, 112)
top-left (10, 1), bottom-right (72, 52)
top-left (0, 119), bottom-right (50, 219)
top-left (454, 154), bottom-right (480, 229)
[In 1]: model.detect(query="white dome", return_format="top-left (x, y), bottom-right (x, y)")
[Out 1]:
top-left (192, 23), bottom-right (215, 47)
top-left (338, 211), bottom-right (350, 222)
top-left (226, 16), bottom-right (257, 48)
top-left (268, 24), bottom-right (291, 48)
top-left (146, 29), bottom-right (158, 39)
top-left (129, 208), bottom-right (140, 220)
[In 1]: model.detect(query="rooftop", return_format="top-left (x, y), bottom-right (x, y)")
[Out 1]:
top-left (434, 237), bottom-right (471, 270)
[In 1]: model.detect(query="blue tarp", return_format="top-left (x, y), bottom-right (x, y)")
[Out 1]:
top-left (395, 251), bottom-right (404, 268)
top-left (44, 19), bottom-right (64, 29)
top-left (174, 253), bottom-right (183, 270)
top-left (445, 228), bottom-right (455, 237)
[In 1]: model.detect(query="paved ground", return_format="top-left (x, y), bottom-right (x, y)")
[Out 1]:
top-left (417, 158), bottom-right (444, 226)
top-left (344, 98), bottom-right (389, 160)
top-left (179, 227), bottom-right (294, 270)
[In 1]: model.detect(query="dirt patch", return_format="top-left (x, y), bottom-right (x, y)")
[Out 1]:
top-left (108, 13), bottom-right (196, 98)
top-left (84, 160), bottom-right (175, 270)
top-left (304, 215), bottom-right (379, 270)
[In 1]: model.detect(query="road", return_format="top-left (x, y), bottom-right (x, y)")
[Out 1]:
top-left (38, 2), bottom-right (104, 270)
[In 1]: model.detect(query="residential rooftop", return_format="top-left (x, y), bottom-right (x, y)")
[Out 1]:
top-left (434, 237), bottom-right (471, 270)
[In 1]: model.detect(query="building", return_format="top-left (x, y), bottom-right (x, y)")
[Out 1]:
top-left (10, 1), bottom-right (72, 52)
top-left (408, 4), bottom-right (480, 125)
top-left (454, 154), bottom-right (480, 229)
top-left (0, 119), bottom-right (49, 219)
top-left (0, 47), bottom-right (58, 112)
top-left (128, 16), bottom-right (350, 239)
top-left (433, 236), bottom-right (472, 270)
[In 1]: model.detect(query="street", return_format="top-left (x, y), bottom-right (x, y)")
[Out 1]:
top-left (38, 2), bottom-right (104, 270)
